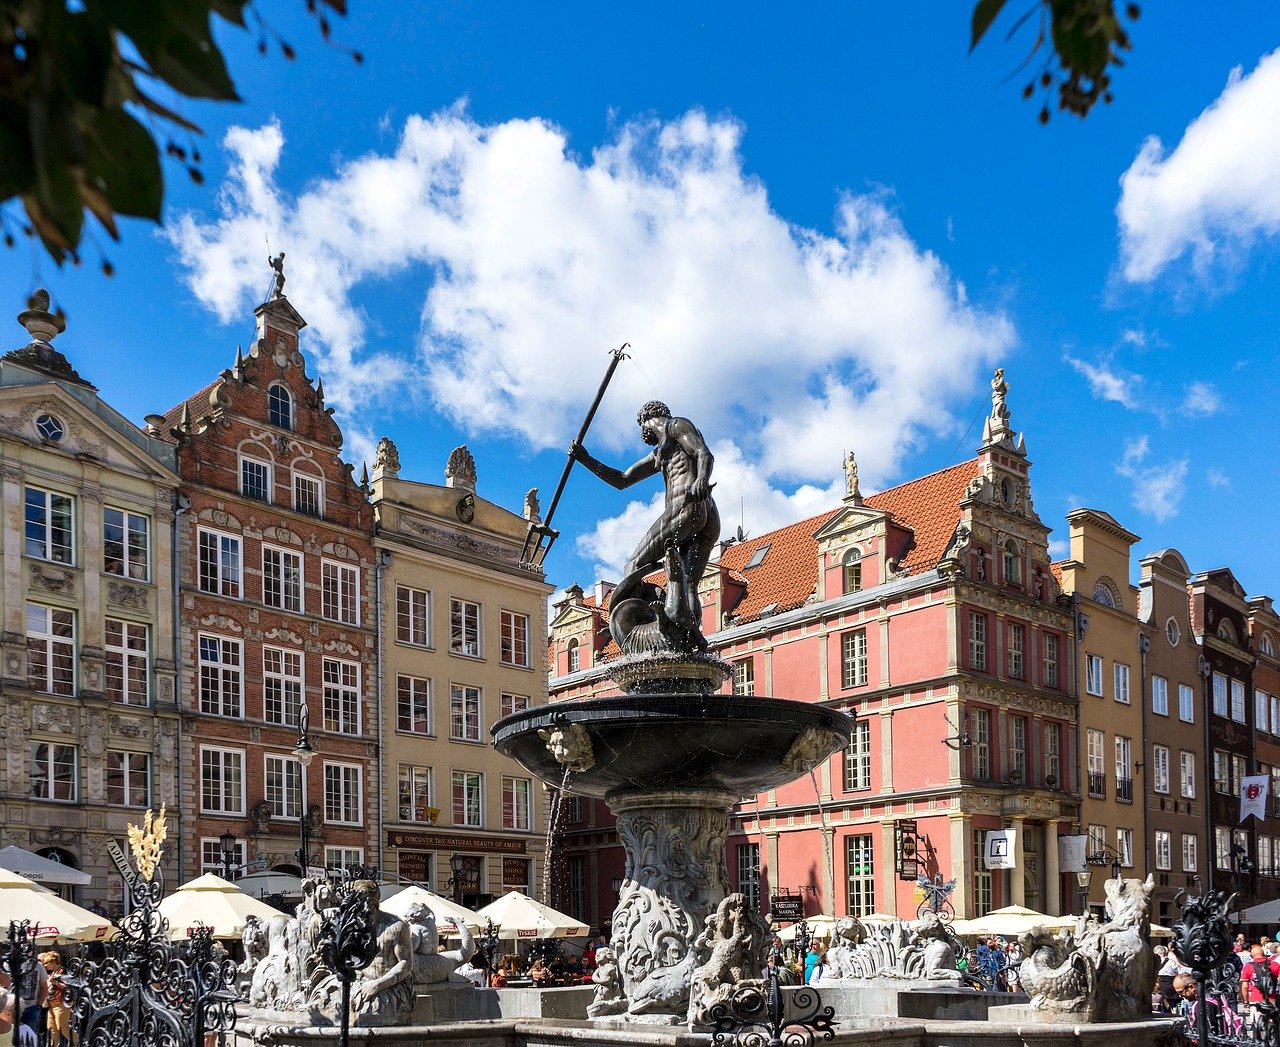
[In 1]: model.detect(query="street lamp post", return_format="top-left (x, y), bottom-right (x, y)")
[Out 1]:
top-left (1076, 870), bottom-right (1092, 916)
top-left (448, 854), bottom-right (466, 903)
top-left (219, 830), bottom-right (237, 880)
top-left (294, 703), bottom-right (316, 877)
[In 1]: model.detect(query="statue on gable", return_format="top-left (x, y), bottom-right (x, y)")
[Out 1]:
top-left (844, 450), bottom-right (862, 503)
top-left (269, 253), bottom-right (287, 298)
top-left (445, 445), bottom-right (477, 491)
top-left (991, 367), bottom-right (1010, 424)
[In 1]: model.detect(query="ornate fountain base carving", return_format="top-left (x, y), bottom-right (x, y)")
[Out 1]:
top-left (606, 788), bottom-right (737, 1023)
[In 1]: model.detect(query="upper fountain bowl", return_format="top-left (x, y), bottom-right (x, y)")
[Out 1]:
top-left (491, 693), bottom-right (855, 799)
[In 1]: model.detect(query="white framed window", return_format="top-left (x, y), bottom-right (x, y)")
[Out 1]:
top-left (398, 765), bottom-right (433, 823)
top-left (1212, 672), bottom-right (1227, 716)
top-left (450, 598), bottom-right (481, 657)
top-left (200, 746), bottom-right (245, 814)
top-left (971, 708), bottom-right (990, 779)
top-left (1153, 744), bottom-right (1170, 794)
top-left (1179, 683), bottom-right (1195, 722)
top-left (320, 560), bottom-right (358, 625)
top-left (844, 718), bottom-right (871, 791)
top-left (325, 847), bottom-right (366, 876)
top-left (1264, 633), bottom-right (1279, 659)
top-left (452, 770), bottom-right (483, 828)
top-left (263, 646), bottom-right (303, 726)
top-left (1272, 695), bottom-right (1280, 735)
top-left (201, 838), bottom-right (246, 879)
top-left (502, 776), bottom-right (532, 830)
top-left (26, 604), bottom-right (75, 695)
top-left (500, 692), bottom-right (529, 718)
top-left (103, 507), bottom-right (149, 580)
top-left (1258, 689), bottom-right (1272, 733)
top-left (30, 742), bottom-right (77, 801)
top-left (1085, 654), bottom-right (1103, 695)
top-left (968, 613), bottom-right (988, 671)
top-left (1003, 540), bottom-right (1021, 585)
top-left (1114, 663), bottom-right (1130, 703)
top-left (1152, 675), bottom-right (1169, 716)
top-left (1182, 834), bottom-right (1198, 872)
top-left (1087, 823), bottom-right (1106, 856)
top-left (106, 750), bottom-right (151, 807)
top-left (842, 628), bottom-right (868, 687)
top-left (566, 638), bottom-right (581, 672)
top-left (1233, 754), bottom-right (1247, 793)
top-left (24, 487), bottom-right (74, 564)
top-left (1087, 729), bottom-right (1105, 796)
top-left (199, 635), bottom-right (243, 718)
top-left (1010, 716), bottom-right (1027, 780)
top-left (1007, 622), bottom-right (1024, 679)
top-left (1234, 829), bottom-right (1251, 870)
top-left (1042, 632), bottom-right (1059, 687)
top-left (1213, 749), bottom-right (1230, 793)
top-left (1115, 736), bottom-right (1133, 801)
top-left (240, 454), bottom-right (272, 502)
top-left (294, 473), bottom-right (323, 517)
top-left (396, 585), bottom-right (430, 646)
top-left (105, 618), bottom-right (148, 706)
top-left (265, 754), bottom-right (302, 819)
top-left (1231, 678), bottom-right (1246, 723)
top-left (972, 829), bottom-right (992, 917)
top-left (1044, 723), bottom-right (1061, 783)
top-left (323, 658), bottom-right (361, 734)
top-left (1155, 830), bottom-right (1172, 871)
top-left (733, 658), bottom-right (755, 695)
top-left (737, 843), bottom-right (761, 912)
top-left (450, 683), bottom-right (482, 741)
top-left (268, 384), bottom-right (293, 430)
top-left (323, 762), bottom-right (363, 825)
top-left (1117, 827), bottom-right (1134, 868)
top-left (843, 547), bottom-right (862, 594)
top-left (1215, 826), bottom-right (1232, 871)
top-left (397, 675), bottom-right (431, 734)
top-left (197, 529), bottom-right (241, 598)
top-left (845, 834), bottom-right (876, 919)
top-left (262, 546), bottom-right (303, 612)
top-left (500, 610), bottom-right (530, 667)
top-left (1180, 750), bottom-right (1196, 798)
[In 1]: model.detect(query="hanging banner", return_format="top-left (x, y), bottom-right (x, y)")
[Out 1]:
top-left (984, 829), bottom-right (1017, 870)
top-left (1058, 834), bottom-right (1088, 873)
top-left (1241, 775), bottom-right (1270, 823)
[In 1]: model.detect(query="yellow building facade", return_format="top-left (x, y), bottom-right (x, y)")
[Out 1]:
top-left (370, 439), bottom-right (551, 907)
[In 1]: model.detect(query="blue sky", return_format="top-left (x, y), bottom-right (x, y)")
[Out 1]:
top-left (3, 3), bottom-right (1280, 601)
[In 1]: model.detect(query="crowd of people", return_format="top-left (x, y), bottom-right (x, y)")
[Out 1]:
top-left (0, 950), bottom-right (73, 1047)
top-left (1155, 933), bottom-right (1280, 1036)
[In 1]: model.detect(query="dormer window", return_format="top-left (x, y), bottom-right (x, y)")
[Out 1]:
top-left (268, 384), bottom-right (293, 430)
top-left (1002, 540), bottom-right (1021, 586)
top-left (743, 544), bottom-right (771, 571)
top-left (1092, 580), bottom-right (1117, 608)
top-left (842, 548), bottom-right (862, 594)
top-left (567, 638), bottom-right (581, 673)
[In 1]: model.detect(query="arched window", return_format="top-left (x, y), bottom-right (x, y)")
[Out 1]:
top-left (1003, 540), bottom-right (1021, 586)
top-left (268, 384), bottom-right (293, 430)
top-left (1092, 580), bottom-right (1116, 608)
top-left (1261, 633), bottom-right (1277, 658)
top-left (843, 548), bottom-right (862, 594)
top-left (1217, 620), bottom-right (1237, 644)
top-left (567, 638), bottom-right (580, 673)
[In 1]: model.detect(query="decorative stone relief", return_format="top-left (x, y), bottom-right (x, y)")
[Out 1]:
top-left (264, 627), bottom-right (303, 645)
top-left (107, 714), bottom-right (147, 739)
top-left (32, 702), bottom-right (74, 733)
top-left (322, 640), bottom-right (360, 658)
top-left (84, 711), bottom-right (106, 759)
top-left (199, 614), bottom-right (243, 633)
top-left (445, 445), bottom-right (477, 491)
top-left (29, 564), bottom-right (75, 594)
top-left (107, 582), bottom-right (148, 610)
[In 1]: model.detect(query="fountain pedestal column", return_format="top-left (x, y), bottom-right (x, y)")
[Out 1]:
top-left (607, 788), bottom-right (736, 1021)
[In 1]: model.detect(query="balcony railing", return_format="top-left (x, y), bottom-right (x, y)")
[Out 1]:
top-left (1116, 776), bottom-right (1134, 802)
top-left (1087, 772), bottom-right (1106, 798)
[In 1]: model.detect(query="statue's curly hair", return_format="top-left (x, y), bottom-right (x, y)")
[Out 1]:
top-left (637, 400), bottom-right (671, 423)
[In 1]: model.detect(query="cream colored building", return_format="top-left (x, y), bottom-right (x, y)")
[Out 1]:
top-left (1058, 508), bottom-right (1145, 912)
top-left (370, 439), bottom-right (551, 906)
top-left (0, 294), bottom-right (180, 909)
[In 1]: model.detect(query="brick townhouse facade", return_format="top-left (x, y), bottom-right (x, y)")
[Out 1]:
top-left (160, 292), bottom-right (378, 882)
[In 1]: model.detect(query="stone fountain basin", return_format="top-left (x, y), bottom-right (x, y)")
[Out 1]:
top-left (491, 694), bottom-right (854, 798)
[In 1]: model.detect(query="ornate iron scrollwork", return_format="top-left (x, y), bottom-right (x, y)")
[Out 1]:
top-left (64, 874), bottom-right (238, 1047)
top-left (317, 882), bottom-right (377, 1047)
top-left (710, 964), bottom-right (835, 1047)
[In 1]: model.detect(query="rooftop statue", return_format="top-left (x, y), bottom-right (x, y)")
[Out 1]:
top-left (570, 400), bottom-right (719, 655)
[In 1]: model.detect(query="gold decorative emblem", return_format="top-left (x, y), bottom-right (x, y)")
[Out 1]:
top-left (126, 804), bottom-right (168, 881)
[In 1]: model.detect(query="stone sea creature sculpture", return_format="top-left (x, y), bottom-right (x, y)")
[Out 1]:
top-left (587, 946), bottom-right (627, 1019)
top-left (822, 913), bottom-right (963, 982)
top-left (239, 914), bottom-right (268, 980)
top-left (686, 894), bottom-right (770, 1027)
top-left (1018, 874), bottom-right (1158, 1021)
top-left (405, 902), bottom-right (476, 985)
top-left (540, 721), bottom-right (594, 772)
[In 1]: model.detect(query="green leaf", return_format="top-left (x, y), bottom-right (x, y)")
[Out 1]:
top-left (971, 0), bottom-right (1011, 50)
top-left (83, 108), bottom-right (162, 221)
top-left (0, 106), bottom-right (36, 200)
top-left (102, 0), bottom-right (241, 100)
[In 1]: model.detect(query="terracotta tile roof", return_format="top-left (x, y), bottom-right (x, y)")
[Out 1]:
top-left (714, 459), bottom-right (981, 626)
top-left (1048, 560), bottom-right (1065, 588)
top-left (866, 459), bottom-right (981, 574)
top-left (161, 377), bottom-right (223, 430)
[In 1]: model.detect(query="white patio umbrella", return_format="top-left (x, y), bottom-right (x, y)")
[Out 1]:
top-left (476, 891), bottom-right (589, 940)
top-left (0, 868), bottom-right (113, 942)
top-left (236, 870), bottom-right (303, 899)
top-left (950, 905), bottom-right (1074, 938)
top-left (158, 873), bottom-right (285, 940)
top-left (777, 916), bottom-right (840, 941)
top-left (379, 885), bottom-right (484, 932)
top-left (0, 846), bottom-right (91, 886)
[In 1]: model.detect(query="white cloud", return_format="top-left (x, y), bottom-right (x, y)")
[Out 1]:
top-left (1207, 468), bottom-right (1231, 490)
top-left (1065, 355), bottom-right (1141, 409)
top-left (1118, 48), bottom-right (1280, 283)
top-left (1047, 538), bottom-right (1069, 560)
top-left (171, 108), bottom-right (1013, 574)
top-left (1115, 436), bottom-right (1188, 523)
top-left (1182, 381), bottom-right (1223, 417)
